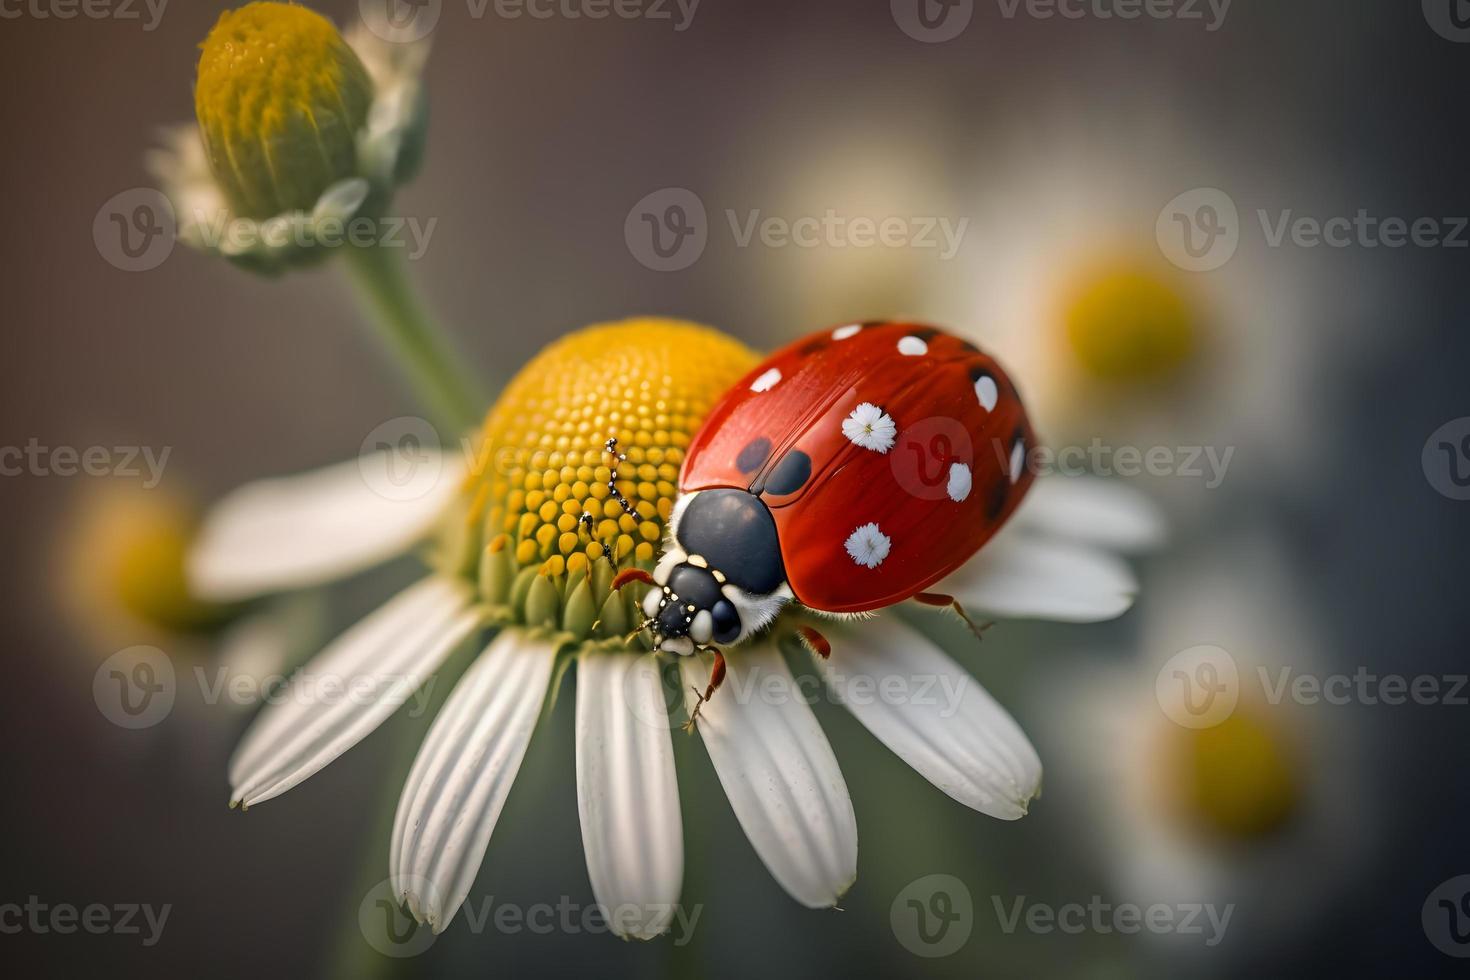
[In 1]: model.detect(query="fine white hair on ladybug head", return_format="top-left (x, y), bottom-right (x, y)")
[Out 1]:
top-left (718, 579), bottom-right (793, 644)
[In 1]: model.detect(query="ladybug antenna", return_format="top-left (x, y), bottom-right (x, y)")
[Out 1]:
top-left (601, 436), bottom-right (640, 520)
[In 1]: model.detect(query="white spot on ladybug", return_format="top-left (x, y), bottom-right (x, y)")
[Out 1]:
top-left (1009, 439), bottom-right (1026, 484)
top-left (845, 522), bottom-right (891, 569)
top-left (750, 367), bottom-right (782, 392)
top-left (842, 402), bottom-right (897, 453)
top-left (947, 462), bottom-right (972, 502)
top-left (832, 324), bottom-right (862, 341)
top-left (975, 375), bottom-right (998, 412)
top-left (897, 335), bottom-right (928, 356)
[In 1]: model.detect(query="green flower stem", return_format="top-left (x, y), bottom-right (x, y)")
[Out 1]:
top-left (343, 242), bottom-right (485, 434)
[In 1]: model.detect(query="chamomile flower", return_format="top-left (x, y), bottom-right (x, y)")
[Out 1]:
top-left (53, 478), bottom-right (320, 718)
top-left (842, 402), bottom-right (897, 453)
top-left (148, 2), bottom-right (429, 274)
top-left (1044, 536), bottom-right (1367, 956)
top-left (195, 318), bottom-right (1162, 935)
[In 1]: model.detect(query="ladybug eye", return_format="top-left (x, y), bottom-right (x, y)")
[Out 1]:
top-left (710, 599), bottom-right (740, 643)
top-left (764, 449), bottom-right (812, 496)
top-left (736, 437), bottom-right (771, 473)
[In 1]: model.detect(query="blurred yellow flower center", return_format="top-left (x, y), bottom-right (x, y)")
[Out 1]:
top-left (194, 2), bottom-right (373, 219)
top-left (1159, 709), bottom-right (1299, 840)
top-left (452, 318), bottom-right (758, 640)
top-left (1062, 265), bottom-right (1197, 384)
top-left (63, 488), bottom-right (231, 637)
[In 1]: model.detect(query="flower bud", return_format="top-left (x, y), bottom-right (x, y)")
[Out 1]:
top-left (194, 2), bottom-right (373, 219)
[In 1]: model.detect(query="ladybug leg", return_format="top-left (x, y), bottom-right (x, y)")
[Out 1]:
top-left (683, 648), bottom-right (727, 732)
top-left (795, 624), bottom-right (832, 660)
top-left (913, 592), bottom-right (994, 644)
top-left (611, 567), bottom-right (656, 592)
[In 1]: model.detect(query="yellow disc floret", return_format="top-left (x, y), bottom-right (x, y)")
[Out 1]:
top-left (1157, 708), bottom-right (1300, 841)
top-left (194, 2), bottom-right (373, 219)
top-left (1062, 262), bottom-right (1198, 384)
top-left (447, 318), bottom-right (759, 641)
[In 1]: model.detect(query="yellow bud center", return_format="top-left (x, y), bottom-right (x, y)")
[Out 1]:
top-left (449, 319), bottom-right (759, 640)
top-left (194, 2), bottom-right (373, 219)
top-left (1062, 263), bottom-right (1198, 384)
top-left (1157, 709), bottom-right (1300, 841)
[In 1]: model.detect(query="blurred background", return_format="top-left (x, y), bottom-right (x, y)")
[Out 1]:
top-left (4, 0), bottom-right (1469, 976)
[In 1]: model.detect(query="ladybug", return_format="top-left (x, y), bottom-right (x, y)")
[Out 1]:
top-left (610, 321), bottom-right (1036, 721)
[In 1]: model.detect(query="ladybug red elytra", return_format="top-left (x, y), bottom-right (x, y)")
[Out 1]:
top-left (611, 321), bottom-right (1036, 718)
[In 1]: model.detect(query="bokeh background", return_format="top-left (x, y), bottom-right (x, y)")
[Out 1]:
top-left (4, 0), bottom-right (1470, 976)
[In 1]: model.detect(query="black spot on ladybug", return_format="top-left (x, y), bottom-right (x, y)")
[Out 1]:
top-left (859, 320), bottom-right (886, 329)
top-left (909, 327), bottom-right (940, 343)
top-left (798, 338), bottom-right (827, 356)
top-left (986, 475), bottom-right (1010, 521)
top-left (736, 437), bottom-right (772, 473)
top-left (959, 339), bottom-right (981, 354)
top-left (763, 450), bottom-right (813, 496)
top-left (967, 364), bottom-right (991, 383)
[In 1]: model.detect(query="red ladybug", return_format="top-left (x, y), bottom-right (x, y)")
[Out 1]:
top-left (612, 321), bottom-right (1036, 717)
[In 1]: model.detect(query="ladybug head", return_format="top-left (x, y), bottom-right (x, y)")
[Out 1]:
top-left (637, 489), bottom-right (793, 655)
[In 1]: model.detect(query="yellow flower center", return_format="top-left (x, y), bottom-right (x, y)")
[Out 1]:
top-left (194, 2), bottom-right (373, 219)
top-left (1157, 709), bottom-right (1300, 841)
top-left (446, 318), bottom-right (759, 641)
top-left (1061, 262), bottom-right (1198, 384)
top-left (61, 486), bottom-right (233, 638)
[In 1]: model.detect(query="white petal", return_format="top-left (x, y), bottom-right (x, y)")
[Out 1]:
top-left (681, 646), bottom-right (857, 908)
top-left (942, 529), bottom-right (1139, 623)
top-left (817, 618), bottom-right (1040, 819)
top-left (189, 453), bottom-right (465, 602)
top-left (1013, 477), bottom-right (1166, 553)
top-left (229, 576), bottom-right (480, 807)
top-left (392, 630), bottom-right (556, 933)
top-left (576, 652), bottom-right (683, 939)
